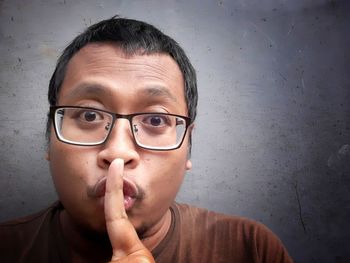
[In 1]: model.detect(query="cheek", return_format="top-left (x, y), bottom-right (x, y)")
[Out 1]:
top-left (48, 140), bottom-right (96, 201)
top-left (143, 150), bottom-right (188, 200)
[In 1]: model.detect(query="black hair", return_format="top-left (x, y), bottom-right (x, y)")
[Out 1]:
top-left (46, 16), bottom-right (198, 148)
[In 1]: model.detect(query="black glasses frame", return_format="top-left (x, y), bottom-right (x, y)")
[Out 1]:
top-left (50, 106), bottom-right (192, 151)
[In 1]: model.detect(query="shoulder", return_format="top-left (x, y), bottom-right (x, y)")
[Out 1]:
top-left (0, 201), bottom-right (61, 230)
top-left (0, 202), bottom-right (62, 261)
top-left (174, 202), bottom-right (265, 232)
top-left (173, 203), bottom-right (293, 263)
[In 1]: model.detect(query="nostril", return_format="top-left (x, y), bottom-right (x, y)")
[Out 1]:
top-left (103, 159), bottom-right (110, 167)
top-left (124, 159), bottom-right (133, 166)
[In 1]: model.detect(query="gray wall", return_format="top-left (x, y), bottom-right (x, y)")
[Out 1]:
top-left (1, 1), bottom-right (349, 262)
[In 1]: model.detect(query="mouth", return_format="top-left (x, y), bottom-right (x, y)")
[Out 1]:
top-left (89, 176), bottom-right (139, 211)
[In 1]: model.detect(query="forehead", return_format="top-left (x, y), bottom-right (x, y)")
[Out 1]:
top-left (58, 43), bottom-right (186, 111)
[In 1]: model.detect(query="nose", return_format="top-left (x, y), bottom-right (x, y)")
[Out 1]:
top-left (97, 118), bottom-right (140, 169)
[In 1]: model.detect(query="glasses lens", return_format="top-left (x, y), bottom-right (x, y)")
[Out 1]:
top-left (54, 107), bottom-right (113, 145)
top-left (132, 113), bottom-right (187, 150)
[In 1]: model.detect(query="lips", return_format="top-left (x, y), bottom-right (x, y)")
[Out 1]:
top-left (89, 176), bottom-right (138, 211)
top-left (92, 177), bottom-right (107, 198)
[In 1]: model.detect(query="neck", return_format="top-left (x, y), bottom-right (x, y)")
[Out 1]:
top-left (59, 208), bottom-right (172, 262)
top-left (138, 208), bottom-right (172, 251)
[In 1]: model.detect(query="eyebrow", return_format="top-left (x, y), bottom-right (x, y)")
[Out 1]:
top-left (63, 83), bottom-right (177, 102)
top-left (138, 85), bottom-right (177, 102)
top-left (64, 84), bottom-right (111, 100)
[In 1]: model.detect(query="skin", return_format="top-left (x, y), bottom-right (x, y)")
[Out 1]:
top-left (47, 43), bottom-right (193, 262)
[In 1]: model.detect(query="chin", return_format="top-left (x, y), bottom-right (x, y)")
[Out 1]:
top-left (132, 216), bottom-right (159, 240)
top-left (80, 218), bottom-right (109, 239)
top-left (72, 211), bottom-right (108, 236)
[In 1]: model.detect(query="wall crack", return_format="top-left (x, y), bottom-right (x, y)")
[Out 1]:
top-left (294, 180), bottom-right (307, 234)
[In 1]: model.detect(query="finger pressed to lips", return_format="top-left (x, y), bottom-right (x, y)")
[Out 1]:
top-left (100, 159), bottom-right (139, 212)
top-left (104, 158), bottom-right (127, 221)
top-left (105, 158), bottom-right (148, 261)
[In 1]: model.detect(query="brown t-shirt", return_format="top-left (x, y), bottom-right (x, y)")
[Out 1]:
top-left (156, 203), bottom-right (293, 262)
top-left (0, 202), bottom-right (293, 262)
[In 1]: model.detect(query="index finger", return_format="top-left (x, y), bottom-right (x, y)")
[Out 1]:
top-left (104, 158), bottom-right (145, 261)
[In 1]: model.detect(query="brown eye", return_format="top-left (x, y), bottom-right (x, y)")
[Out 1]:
top-left (150, 116), bottom-right (162, 126)
top-left (83, 111), bottom-right (97, 122)
top-left (142, 115), bottom-right (170, 127)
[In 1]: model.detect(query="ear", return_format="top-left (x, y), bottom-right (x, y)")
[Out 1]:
top-left (185, 123), bottom-right (194, 171)
top-left (45, 151), bottom-right (50, 161)
top-left (185, 159), bottom-right (192, 170)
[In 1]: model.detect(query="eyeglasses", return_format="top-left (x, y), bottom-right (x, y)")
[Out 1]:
top-left (50, 106), bottom-right (191, 151)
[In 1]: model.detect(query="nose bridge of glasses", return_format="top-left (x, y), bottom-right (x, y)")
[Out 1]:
top-left (107, 114), bottom-right (134, 141)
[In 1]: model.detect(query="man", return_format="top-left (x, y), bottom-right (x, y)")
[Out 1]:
top-left (0, 16), bottom-right (293, 262)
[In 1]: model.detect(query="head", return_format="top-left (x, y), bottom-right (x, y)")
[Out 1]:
top-left (46, 16), bottom-right (197, 144)
top-left (46, 16), bottom-right (198, 236)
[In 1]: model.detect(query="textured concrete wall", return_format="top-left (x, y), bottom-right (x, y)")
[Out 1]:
top-left (0, 1), bottom-right (349, 262)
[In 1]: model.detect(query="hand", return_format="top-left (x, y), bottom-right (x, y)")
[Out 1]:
top-left (105, 159), bottom-right (155, 263)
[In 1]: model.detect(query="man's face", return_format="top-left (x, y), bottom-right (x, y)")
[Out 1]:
top-left (47, 43), bottom-right (192, 235)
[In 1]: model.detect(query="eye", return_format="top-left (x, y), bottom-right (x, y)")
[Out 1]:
top-left (79, 110), bottom-right (103, 122)
top-left (143, 115), bottom-right (170, 127)
top-left (149, 116), bottom-right (162, 126)
top-left (84, 111), bottom-right (97, 121)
